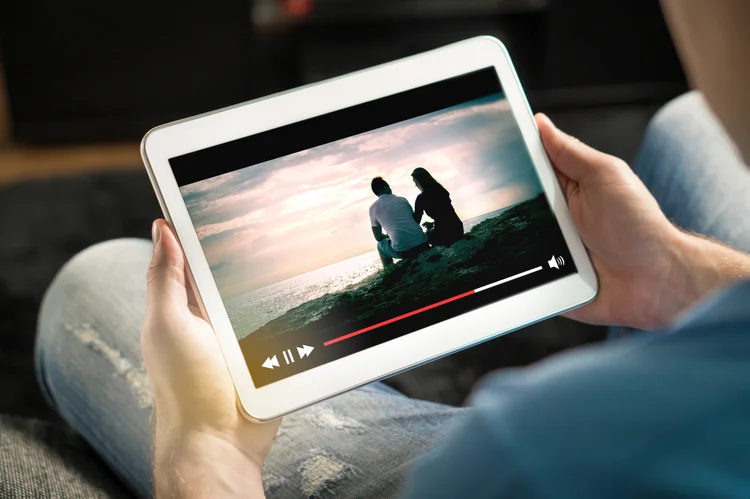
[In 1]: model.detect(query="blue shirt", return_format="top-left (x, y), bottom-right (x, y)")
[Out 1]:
top-left (404, 281), bottom-right (750, 498)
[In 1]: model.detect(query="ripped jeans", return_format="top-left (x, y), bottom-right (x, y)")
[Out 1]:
top-left (35, 92), bottom-right (750, 498)
top-left (34, 238), bottom-right (462, 498)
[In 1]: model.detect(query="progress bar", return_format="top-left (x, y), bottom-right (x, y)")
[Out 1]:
top-left (323, 265), bottom-right (544, 347)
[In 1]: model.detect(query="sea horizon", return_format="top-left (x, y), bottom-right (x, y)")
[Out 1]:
top-left (225, 203), bottom-right (520, 339)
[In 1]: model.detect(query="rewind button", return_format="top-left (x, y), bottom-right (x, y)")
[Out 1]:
top-left (261, 355), bottom-right (280, 370)
top-left (261, 345), bottom-right (315, 370)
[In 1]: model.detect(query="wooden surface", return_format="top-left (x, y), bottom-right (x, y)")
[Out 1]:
top-left (0, 60), bottom-right (141, 185)
top-left (0, 143), bottom-right (142, 186)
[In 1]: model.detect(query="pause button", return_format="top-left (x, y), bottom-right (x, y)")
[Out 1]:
top-left (282, 349), bottom-right (295, 364)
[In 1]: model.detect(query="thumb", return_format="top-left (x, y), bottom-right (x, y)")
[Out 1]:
top-left (536, 113), bottom-right (614, 183)
top-left (146, 219), bottom-right (189, 318)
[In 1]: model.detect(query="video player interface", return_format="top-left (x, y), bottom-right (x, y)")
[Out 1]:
top-left (171, 68), bottom-right (576, 387)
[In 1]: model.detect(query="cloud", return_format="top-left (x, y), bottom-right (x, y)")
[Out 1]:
top-left (182, 92), bottom-right (543, 297)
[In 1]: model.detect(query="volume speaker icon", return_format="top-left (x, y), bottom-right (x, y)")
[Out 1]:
top-left (547, 255), bottom-right (565, 270)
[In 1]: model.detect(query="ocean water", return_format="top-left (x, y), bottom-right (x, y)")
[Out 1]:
top-left (226, 205), bottom-right (513, 339)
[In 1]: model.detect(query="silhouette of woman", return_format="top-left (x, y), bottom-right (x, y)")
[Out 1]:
top-left (411, 167), bottom-right (464, 246)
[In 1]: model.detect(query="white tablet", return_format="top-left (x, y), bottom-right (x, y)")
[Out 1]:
top-left (141, 36), bottom-right (597, 421)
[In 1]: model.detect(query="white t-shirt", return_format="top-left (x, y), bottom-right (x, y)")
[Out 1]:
top-left (369, 194), bottom-right (428, 252)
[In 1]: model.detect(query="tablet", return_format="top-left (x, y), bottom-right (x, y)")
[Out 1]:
top-left (141, 36), bottom-right (597, 421)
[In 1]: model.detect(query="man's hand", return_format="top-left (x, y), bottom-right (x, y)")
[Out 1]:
top-left (537, 114), bottom-right (750, 330)
top-left (143, 219), bottom-right (280, 497)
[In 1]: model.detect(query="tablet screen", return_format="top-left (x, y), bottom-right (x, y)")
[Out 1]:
top-left (171, 67), bottom-right (577, 387)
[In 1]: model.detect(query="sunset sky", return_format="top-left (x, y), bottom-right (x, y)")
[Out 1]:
top-left (181, 93), bottom-right (543, 299)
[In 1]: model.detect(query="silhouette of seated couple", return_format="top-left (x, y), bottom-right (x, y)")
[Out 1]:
top-left (369, 167), bottom-right (464, 269)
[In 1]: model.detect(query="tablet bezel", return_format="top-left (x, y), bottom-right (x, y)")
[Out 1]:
top-left (141, 36), bottom-right (598, 421)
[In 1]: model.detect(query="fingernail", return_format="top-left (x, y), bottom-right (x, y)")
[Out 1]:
top-left (151, 221), bottom-right (161, 247)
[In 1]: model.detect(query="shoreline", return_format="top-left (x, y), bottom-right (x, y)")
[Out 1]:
top-left (241, 193), bottom-right (557, 342)
top-left (226, 202), bottom-right (526, 338)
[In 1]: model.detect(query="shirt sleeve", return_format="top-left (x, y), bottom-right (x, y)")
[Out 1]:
top-left (402, 406), bottom-right (532, 499)
top-left (403, 282), bottom-right (750, 498)
top-left (369, 205), bottom-right (380, 228)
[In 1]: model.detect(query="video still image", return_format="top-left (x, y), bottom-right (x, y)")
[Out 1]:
top-left (180, 89), bottom-right (574, 385)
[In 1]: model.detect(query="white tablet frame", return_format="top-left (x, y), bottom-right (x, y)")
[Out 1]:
top-left (141, 36), bottom-right (598, 421)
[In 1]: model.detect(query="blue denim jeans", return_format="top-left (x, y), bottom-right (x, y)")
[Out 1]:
top-left (35, 92), bottom-right (750, 498)
top-left (377, 237), bottom-right (403, 262)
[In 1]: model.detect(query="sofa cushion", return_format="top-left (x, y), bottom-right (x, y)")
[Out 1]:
top-left (0, 414), bottom-right (132, 498)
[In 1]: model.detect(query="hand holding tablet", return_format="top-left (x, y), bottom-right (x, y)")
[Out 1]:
top-left (141, 37), bottom-right (598, 420)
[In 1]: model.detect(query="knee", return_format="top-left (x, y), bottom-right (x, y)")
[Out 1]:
top-left (40, 238), bottom-right (150, 315)
top-left (376, 238), bottom-right (387, 253)
top-left (56, 238), bottom-right (150, 279)
top-left (36, 238), bottom-right (151, 361)
top-left (634, 91), bottom-right (720, 179)
top-left (642, 91), bottom-right (713, 153)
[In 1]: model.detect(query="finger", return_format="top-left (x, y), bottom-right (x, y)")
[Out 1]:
top-left (535, 113), bottom-right (613, 183)
top-left (146, 219), bottom-right (189, 318)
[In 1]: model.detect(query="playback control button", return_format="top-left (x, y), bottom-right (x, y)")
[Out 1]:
top-left (261, 345), bottom-right (315, 370)
top-left (261, 355), bottom-right (279, 370)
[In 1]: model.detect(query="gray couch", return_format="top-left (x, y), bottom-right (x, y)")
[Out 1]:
top-left (0, 415), bottom-right (131, 498)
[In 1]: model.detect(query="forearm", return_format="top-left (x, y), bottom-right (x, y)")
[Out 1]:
top-left (154, 428), bottom-right (265, 498)
top-left (657, 229), bottom-right (750, 323)
top-left (372, 226), bottom-right (388, 242)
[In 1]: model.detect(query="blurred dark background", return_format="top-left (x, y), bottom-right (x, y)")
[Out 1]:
top-left (0, 0), bottom-right (687, 422)
top-left (0, 0), bottom-right (685, 145)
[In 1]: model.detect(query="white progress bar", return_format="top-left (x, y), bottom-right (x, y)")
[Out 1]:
top-left (324, 263), bottom-right (550, 347)
top-left (474, 266), bottom-right (544, 293)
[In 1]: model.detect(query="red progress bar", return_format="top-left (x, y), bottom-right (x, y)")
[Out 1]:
top-left (322, 265), bottom-right (545, 347)
top-left (323, 289), bottom-right (475, 346)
